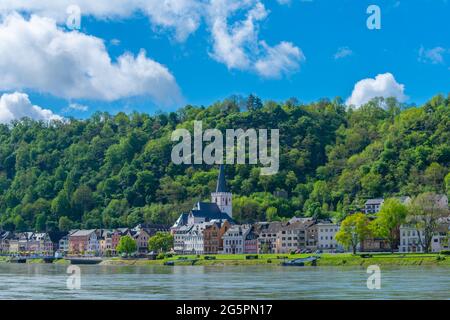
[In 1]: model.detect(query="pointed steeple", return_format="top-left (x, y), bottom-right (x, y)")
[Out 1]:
top-left (216, 164), bottom-right (227, 193)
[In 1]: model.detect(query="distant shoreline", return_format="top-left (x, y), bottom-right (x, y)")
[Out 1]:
top-left (1, 253), bottom-right (448, 267)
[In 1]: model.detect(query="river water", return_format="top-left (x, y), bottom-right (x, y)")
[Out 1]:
top-left (0, 264), bottom-right (448, 300)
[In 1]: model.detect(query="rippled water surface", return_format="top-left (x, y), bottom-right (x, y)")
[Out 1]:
top-left (0, 264), bottom-right (448, 300)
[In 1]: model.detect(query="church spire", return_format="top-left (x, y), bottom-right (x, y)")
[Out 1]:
top-left (216, 164), bottom-right (227, 193)
top-left (211, 164), bottom-right (232, 218)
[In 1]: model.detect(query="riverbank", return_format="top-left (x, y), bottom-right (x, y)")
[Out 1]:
top-left (99, 253), bottom-right (450, 267)
top-left (1, 253), bottom-right (448, 267)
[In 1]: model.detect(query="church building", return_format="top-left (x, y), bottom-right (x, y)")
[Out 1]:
top-left (171, 165), bottom-right (234, 231)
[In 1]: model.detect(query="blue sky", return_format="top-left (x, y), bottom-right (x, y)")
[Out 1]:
top-left (0, 0), bottom-right (449, 121)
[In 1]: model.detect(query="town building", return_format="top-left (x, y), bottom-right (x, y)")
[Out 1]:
top-left (257, 222), bottom-right (284, 254)
top-left (58, 235), bottom-right (70, 254)
top-left (203, 220), bottom-right (230, 254)
top-left (364, 198), bottom-right (384, 214)
top-left (360, 238), bottom-right (390, 252)
top-left (69, 229), bottom-right (99, 255)
top-left (243, 225), bottom-right (261, 254)
top-left (0, 231), bottom-right (13, 253)
top-left (275, 220), bottom-right (315, 254)
top-left (399, 218), bottom-right (449, 253)
top-left (183, 223), bottom-right (206, 255)
top-left (28, 233), bottom-right (54, 255)
top-left (187, 202), bottom-right (232, 225)
top-left (171, 165), bottom-right (234, 250)
top-left (97, 230), bottom-right (113, 256)
top-left (223, 224), bottom-right (250, 254)
top-left (132, 228), bottom-right (151, 254)
top-left (110, 228), bottom-right (128, 255)
top-left (312, 222), bottom-right (340, 252)
top-left (173, 224), bottom-right (193, 254)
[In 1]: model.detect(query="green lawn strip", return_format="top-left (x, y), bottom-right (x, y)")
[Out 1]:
top-left (93, 253), bottom-right (450, 267)
top-left (26, 258), bottom-right (45, 264)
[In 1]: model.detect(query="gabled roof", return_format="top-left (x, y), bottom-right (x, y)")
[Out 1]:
top-left (191, 202), bottom-right (234, 223)
top-left (32, 233), bottom-right (50, 241)
top-left (70, 229), bottom-right (96, 237)
top-left (365, 198), bottom-right (384, 205)
top-left (224, 225), bottom-right (250, 237)
top-left (283, 220), bottom-right (315, 231)
top-left (0, 231), bottom-right (13, 240)
top-left (259, 221), bottom-right (285, 234)
top-left (172, 213), bottom-right (189, 229)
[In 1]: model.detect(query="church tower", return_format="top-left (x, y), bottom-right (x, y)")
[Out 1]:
top-left (211, 164), bottom-right (232, 218)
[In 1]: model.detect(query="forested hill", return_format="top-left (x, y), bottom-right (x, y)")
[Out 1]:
top-left (0, 94), bottom-right (449, 232)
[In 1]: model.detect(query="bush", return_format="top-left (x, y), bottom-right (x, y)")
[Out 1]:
top-left (156, 253), bottom-right (165, 260)
top-left (439, 250), bottom-right (450, 255)
top-left (245, 255), bottom-right (258, 260)
top-left (204, 256), bottom-right (216, 260)
top-left (267, 259), bottom-right (272, 263)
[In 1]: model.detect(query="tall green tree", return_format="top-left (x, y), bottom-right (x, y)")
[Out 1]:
top-left (116, 235), bottom-right (137, 256)
top-left (370, 198), bottom-right (407, 253)
top-left (148, 232), bottom-right (174, 253)
top-left (335, 213), bottom-right (371, 254)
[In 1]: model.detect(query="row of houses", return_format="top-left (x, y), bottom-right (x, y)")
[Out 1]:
top-left (0, 232), bottom-right (54, 255)
top-left (0, 224), bottom-right (169, 256)
top-left (172, 216), bottom-right (341, 255)
top-left (171, 166), bottom-right (342, 254)
top-left (172, 167), bottom-right (450, 254)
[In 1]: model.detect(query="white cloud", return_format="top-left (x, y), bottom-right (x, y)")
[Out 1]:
top-left (418, 46), bottom-right (448, 64)
top-left (255, 41), bottom-right (304, 78)
top-left (346, 73), bottom-right (408, 107)
top-left (276, 0), bottom-right (292, 4)
top-left (0, 0), bottom-right (203, 42)
top-left (0, 92), bottom-right (62, 123)
top-left (110, 38), bottom-right (121, 46)
top-left (208, 0), bottom-right (304, 78)
top-left (334, 46), bottom-right (353, 59)
top-left (0, 14), bottom-right (182, 104)
top-left (68, 103), bottom-right (89, 112)
top-left (0, 0), bottom-right (303, 79)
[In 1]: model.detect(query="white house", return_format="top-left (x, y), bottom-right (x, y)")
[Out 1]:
top-left (183, 223), bottom-right (206, 255)
top-left (315, 222), bottom-right (340, 252)
top-left (364, 198), bottom-right (384, 214)
top-left (58, 235), bottom-right (70, 254)
top-left (222, 225), bottom-right (250, 254)
top-left (400, 219), bottom-right (449, 253)
top-left (399, 225), bottom-right (424, 253)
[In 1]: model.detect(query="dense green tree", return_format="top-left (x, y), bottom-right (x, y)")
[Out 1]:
top-left (335, 213), bottom-right (371, 254)
top-left (148, 232), bottom-right (174, 253)
top-left (116, 235), bottom-right (137, 256)
top-left (58, 216), bottom-right (73, 232)
top-left (0, 95), bottom-right (447, 231)
top-left (370, 198), bottom-right (408, 253)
